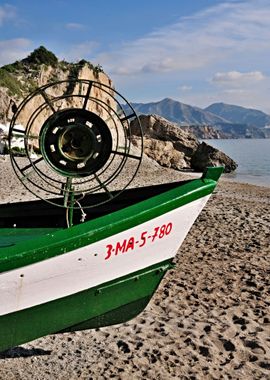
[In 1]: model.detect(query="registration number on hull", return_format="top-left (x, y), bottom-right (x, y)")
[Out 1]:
top-left (105, 222), bottom-right (173, 260)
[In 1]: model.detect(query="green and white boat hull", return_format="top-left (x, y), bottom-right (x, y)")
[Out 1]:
top-left (0, 167), bottom-right (222, 352)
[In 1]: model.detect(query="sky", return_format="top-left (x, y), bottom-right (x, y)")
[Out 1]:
top-left (1, 0), bottom-right (270, 113)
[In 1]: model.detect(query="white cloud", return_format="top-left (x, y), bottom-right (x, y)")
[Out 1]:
top-left (0, 4), bottom-right (16, 26)
top-left (212, 71), bottom-right (265, 85)
top-left (179, 85), bottom-right (192, 91)
top-left (99, 0), bottom-right (270, 76)
top-left (65, 23), bottom-right (85, 30)
top-left (223, 88), bottom-right (246, 94)
top-left (0, 39), bottom-right (32, 66)
top-left (220, 86), bottom-right (270, 113)
top-left (0, 5), bottom-right (30, 66)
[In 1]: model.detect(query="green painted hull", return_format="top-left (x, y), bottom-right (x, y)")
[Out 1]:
top-left (0, 260), bottom-right (172, 352)
top-left (0, 167), bottom-right (223, 352)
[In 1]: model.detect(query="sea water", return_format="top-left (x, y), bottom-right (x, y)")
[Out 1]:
top-left (203, 139), bottom-right (270, 187)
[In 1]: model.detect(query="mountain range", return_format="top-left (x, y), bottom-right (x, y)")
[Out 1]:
top-left (128, 98), bottom-right (270, 138)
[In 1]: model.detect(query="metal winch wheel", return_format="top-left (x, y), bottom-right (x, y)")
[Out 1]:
top-left (9, 79), bottom-right (143, 211)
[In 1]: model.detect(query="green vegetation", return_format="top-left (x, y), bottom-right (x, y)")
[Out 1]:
top-left (65, 63), bottom-right (81, 95)
top-left (10, 146), bottom-right (27, 156)
top-left (27, 78), bottom-right (38, 93)
top-left (2, 60), bottom-right (24, 73)
top-left (0, 68), bottom-right (24, 97)
top-left (0, 46), bottom-right (105, 101)
top-left (92, 63), bottom-right (103, 78)
top-left (65, 60), bottom-right (104, 95)
top-left (23, 46), bottom-right (58, 66)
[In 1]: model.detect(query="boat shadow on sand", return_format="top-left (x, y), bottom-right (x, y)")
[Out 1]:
top-left (0, 346), bottom-right (52, 359)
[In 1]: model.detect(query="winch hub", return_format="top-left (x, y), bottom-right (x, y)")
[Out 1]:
top-left (40, 109), bottom-right (112, 177)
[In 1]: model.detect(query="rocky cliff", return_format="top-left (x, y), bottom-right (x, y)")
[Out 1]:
top-left (181, 125), bottom-right (228, 139)
top-left (131, 114), bottom-right (237, 173)
top-left (0, 46), bottom-right (113, 127)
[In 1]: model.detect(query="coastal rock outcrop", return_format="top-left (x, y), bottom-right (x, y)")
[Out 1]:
top-left (191, 141), bottom-right (238, 173)
top-left (131, 114), bottom-right (237, 172)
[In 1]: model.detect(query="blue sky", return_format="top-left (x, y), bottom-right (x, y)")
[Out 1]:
top-left (1, 0), bottom-right (270, 113)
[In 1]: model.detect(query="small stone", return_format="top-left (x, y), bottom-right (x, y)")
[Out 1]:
top-left (246, 280), bottom-right (257, 287)
top-left (117, 340), bottom-right (131, 354)
top-left (244, 340), bottom-right (265, 354)
top-left (259, 362), bottom-right (270, 370)
top-left (199, 346), bottom-right (210, 357)
top-left (204, 325), bottom-right (211, 333)
top-left (232, 316), bottom-right (247, 325)
top-left (223, 340), bottom-right (236, 352)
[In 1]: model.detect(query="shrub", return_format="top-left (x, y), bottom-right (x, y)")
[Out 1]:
top-left (0, 69), bottom-right (23, 96)
top-left (23, 46), bottom-right (58, 67)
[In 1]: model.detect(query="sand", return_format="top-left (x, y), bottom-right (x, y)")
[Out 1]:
top-left (0, 156), bottom-right (270, 379)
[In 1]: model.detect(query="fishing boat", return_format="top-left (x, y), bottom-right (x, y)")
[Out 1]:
top-left (0, 80), bottom-right (223, 352)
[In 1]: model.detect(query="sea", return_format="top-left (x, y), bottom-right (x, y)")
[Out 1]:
top-left (203, 139), bottom-right (270, 187)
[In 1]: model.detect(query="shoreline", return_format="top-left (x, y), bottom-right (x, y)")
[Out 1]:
top-left (0, 155), bottom-right (269, 205)
top-left (220, 173), bottom-right (270, 189)
top-left (1, 158), bottom-right (270, 379)
top-left (202, 138), bottom-right (270, 189)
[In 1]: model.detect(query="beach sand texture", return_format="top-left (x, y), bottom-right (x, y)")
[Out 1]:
top-left (0, 157), bottom-right (270, 379)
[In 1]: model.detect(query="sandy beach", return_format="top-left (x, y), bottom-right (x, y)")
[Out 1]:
top-left (0, 156), bottom-right (270, 379)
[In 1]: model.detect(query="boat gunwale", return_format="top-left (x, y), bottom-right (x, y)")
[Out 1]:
top-left (0, 170), bottom-right (222, 273)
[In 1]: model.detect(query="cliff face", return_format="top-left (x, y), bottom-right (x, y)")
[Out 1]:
top-left (181, 125), bottom-right (228, 139)
top-left (0, 87), bottom-right (9, 123)
top-left (0, 47), bottom-right (113, 127)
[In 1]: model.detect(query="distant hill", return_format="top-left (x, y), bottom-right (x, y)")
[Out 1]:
top-left (205, 103), bottom-right (270, 128)
top-left (129, 98), bottom-right (228, 125)
top-left (126, 98), bottom-right (270, 138)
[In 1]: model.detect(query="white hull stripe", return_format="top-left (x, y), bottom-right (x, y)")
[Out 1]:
top-left (0, 195), bottom-right (210, 316)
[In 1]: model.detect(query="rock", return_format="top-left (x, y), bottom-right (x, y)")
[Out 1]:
top-left (232, 315), bottom-right (247, 326)
top-left (132, 137), bottom-right (188, 170)
top-left (116, 340), bottom-right (131, 354)
top-left (131, 114), bottom-right (237, 173)
top-left (131, 114), bottom-right (198, 169)
top-left (0, 88), bottom-right (9, 124)
top-left (222, 339), bottom-right (236, 352)
top-left (199, 346), bottom-right (211, 357)
top-left (190, 141), bottom-right (237, 173)
top-left (259, 362), bottom-right (270, 370)
top-left (204, 325), bottom-right (212, 333)
top-left (244, 340), bottom-right (266, 354)
top-left (132, 114), bottom-right (199, 156)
